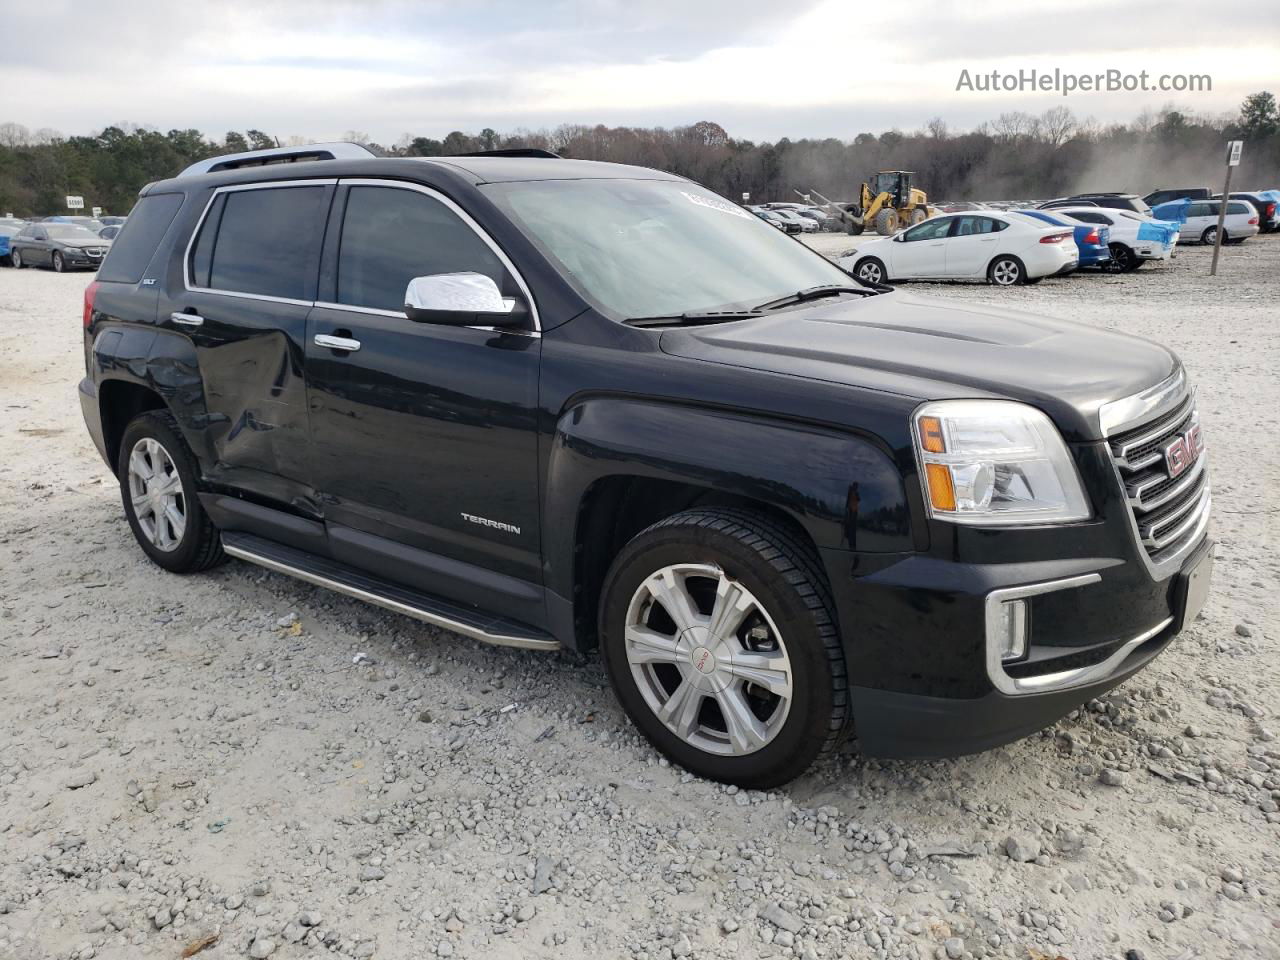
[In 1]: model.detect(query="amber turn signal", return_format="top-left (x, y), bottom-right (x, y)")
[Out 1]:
top-left (919, 416), bottom-right (946, 454)
top-left (925, 462), bottom-right (956, 511)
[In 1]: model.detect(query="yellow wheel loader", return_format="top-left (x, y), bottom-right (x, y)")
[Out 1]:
top-left (799, 171), bottom-right (933, 236)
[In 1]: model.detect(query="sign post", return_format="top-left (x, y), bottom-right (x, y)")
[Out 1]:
top-left (92, 206), bottom-right (102, 218)
top-left (741, 192), bottom-right (750, 204)
top-left (1209, 141), bottom-right (1242, 276)
top-left (65, 195), bottom-right (84, 211)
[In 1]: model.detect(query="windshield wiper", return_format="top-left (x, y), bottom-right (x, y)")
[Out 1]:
top-left (624, 309), bottom-right (764, 328)
top-left (752, 284), bottom-right (878, 312)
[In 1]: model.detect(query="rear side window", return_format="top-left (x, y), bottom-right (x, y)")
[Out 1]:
top-left (1227, 202), bottom-right (1250, 215)
top-left (335, 185), bottom-right (504, 312)
top-left (97, 194), bottom-right (184, 284)
top-left (193, 185), bottom-right (328, 301)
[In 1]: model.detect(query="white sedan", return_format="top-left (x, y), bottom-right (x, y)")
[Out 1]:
top-left (1048, 207), bottom-right (1179, 271)
top-left (842, 212), bottom-right (1078, 286)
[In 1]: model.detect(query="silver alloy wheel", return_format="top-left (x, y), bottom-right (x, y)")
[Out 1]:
top-left (127, 437), bottom-right (186, 552)
top-left (1202, 227), bottom-right (1217, 245)
top-left (857, 261), bottom-right (882, 283)
top-left (624, 563), bottom-right (793, 757)
top-left (11, 249), bottom-right (21, 268)
top-left (52, 251), bottom-right (64, 272)
top-left (991, 258), bottom-right (1020, 285)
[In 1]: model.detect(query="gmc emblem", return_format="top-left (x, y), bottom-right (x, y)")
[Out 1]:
top-left (1163, 423), bottom-right (1204, 478)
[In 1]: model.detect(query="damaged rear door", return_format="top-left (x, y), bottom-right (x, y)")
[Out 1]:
top-left (166, 179), bottom-right (335, 510)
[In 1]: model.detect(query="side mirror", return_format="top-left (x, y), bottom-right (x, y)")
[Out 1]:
top-left (403, 272), bottom-right (527, 327)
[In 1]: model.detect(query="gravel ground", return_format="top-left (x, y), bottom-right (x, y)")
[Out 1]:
top-left (1, 235), bottom-right (1278, 960)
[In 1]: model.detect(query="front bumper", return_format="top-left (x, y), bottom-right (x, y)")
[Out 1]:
top-left (833, 535), bottom-right (1209, 758)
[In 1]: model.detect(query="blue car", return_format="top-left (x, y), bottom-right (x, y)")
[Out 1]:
top-left (1013, 210), bottom-right (1112, 268)
top-left (0, 218), bottom-right (26, 265)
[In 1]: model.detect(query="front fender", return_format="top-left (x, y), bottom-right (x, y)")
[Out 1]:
top-left (543, 396), bottom-right (911, 596)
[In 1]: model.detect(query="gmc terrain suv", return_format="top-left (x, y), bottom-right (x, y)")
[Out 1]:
top-left (79, 143), bottom-right (1213, 787)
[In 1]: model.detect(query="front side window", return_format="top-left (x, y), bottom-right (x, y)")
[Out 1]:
top-left (483, 178), bottom-right (858, 320)
top-left (336, 186), bottom-right (505, 312)
top-left (194, 185), bottom-right (329, 300)
top-left (903, 218), bottom-right (952, 241)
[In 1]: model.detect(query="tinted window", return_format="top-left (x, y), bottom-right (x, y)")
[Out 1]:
top-left (1186, 203), bottom-right (1208, 218)
top-left (902, 217), bottom-right (951, 241)
top-left (1227, 202), bottom-right (1251, 215)
top-left (189, 194), bottom-right (225, 289)
top-left (204, 186), bottom-right (328, 300)
top-left (98, 193), bottom-right (184, 284)
top-left (954, 216), bottom-right (1004, 236)
top-left (1069, 211), bottom-right (1106, 224)
top-left (336, 186), bottom-right (504, 312)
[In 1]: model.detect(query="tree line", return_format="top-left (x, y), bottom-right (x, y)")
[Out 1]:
top-left (1, 93), bottom-right (1276, 218)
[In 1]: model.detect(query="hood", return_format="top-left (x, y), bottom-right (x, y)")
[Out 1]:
top-left (59, 239), bottom-right (111, 250)
top-left (659, 290), bottom-right (1178, 442)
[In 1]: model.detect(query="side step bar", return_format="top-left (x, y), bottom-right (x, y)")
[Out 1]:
top-left (221, 531), bottom-right (559, 652)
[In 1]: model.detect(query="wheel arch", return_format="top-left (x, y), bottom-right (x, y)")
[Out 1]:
top-left (544, 396), bottom-right (913, 652)
top-left (99, 379), bottom-right (169, 474)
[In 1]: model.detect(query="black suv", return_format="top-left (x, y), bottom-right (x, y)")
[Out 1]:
top-left (79, 143), bottom-right (1213, 787)
top-left (1040, 193), bottom-right (1154, 217)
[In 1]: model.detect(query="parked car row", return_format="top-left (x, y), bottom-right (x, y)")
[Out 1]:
top-left (0, 212), bottom-right (127, 268)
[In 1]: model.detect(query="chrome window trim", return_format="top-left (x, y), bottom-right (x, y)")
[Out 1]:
top-left (1098, 367), bottom-right (1187, 438)
top-left (182, 178), bottom-right (337, 303)
top-left (337, 178), bottom-right (542, 333)
top-left (984, 573), bottom-right (1173, 696)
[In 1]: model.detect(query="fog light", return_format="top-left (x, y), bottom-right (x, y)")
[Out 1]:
top-left (995, 599), bottom-right (1028, 662)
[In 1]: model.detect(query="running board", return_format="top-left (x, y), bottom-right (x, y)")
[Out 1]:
top-left (221, 531), bottom-right (559, 652)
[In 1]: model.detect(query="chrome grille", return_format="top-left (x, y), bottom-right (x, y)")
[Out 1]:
top-left (1108, 388), bottom-right (1209, 562)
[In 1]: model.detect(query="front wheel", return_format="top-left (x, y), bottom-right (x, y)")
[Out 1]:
top-left (52, 251), bottom-right (65, 273)
top-left (1200, 226), bottom-right (1218, 245)
top-left (11, 248), bottom-right (23, 269)
top-left (987, 255), bottom-right (1023, 286)
top-left (600, 508), bottom-right (848, 788)
top-left (118, 410), bottom-right (225, 573)
top-left (854, 257), bottom-right (888, 285)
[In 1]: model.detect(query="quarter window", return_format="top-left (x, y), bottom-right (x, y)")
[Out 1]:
top-left (335, 186), bottom-right (505, 312)
top-left (192, 185), bottom-right (329, 300)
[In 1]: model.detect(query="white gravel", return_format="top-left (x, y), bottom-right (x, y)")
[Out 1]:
top-left (1, 236), bottom-right (1278, 960)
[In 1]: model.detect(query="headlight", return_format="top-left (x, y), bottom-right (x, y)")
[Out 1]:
top-left (912, 400), bottom-right (1090, 525)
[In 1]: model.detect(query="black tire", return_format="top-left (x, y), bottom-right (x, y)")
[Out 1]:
top-left (600, 507), bottom-right (848, 788)
top-left (987, 255), bottom-right (1024, 286)
top-left (874, 209), bottom-right (899, 235)
top-left (1104, 243), bottom-right (1140, 272)
top-left (10, 248), bottom-right (23, 269)
top-left (117, 410), bottom-right (225, 574)
top-left (1200, 227), bottom-right (1217, 245)
top-left (52, 251), bottom-right (65, 273)
top-left (854, 256), bottom-right (888, 285)
top-left (1023, 276), bottom-right (1043, 285)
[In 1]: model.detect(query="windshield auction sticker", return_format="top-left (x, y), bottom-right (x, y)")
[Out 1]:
top-left (682, 191), bottom-right (753, 220)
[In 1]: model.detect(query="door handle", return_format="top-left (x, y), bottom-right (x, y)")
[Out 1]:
top-left (170, 311), bottom-right (204, 327)
top-left (315, 334), bottom-right (361, 352)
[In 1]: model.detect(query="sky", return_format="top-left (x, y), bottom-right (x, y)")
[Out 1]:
top-left (5, 0), bottom-right (1277, 144)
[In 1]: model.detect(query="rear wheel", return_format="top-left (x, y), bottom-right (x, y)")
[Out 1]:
top-left (1105, 243), bottom-right (1140, 272)
top-left (987, 255), bottom-right (1023, 286)
top-left (118, 410), bottom-right (225, 574)
top-left (854, 257), bottom-right (888, 285)
top-left (52, 251), bottom-right (65, 273)
top-left (874, 209), bottom-right (899, 235)
top-left (600, 508), bottom-right (847, 788)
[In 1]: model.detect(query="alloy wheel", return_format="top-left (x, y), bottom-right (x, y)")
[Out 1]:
top-left (857, 261), bottom-right (882, 283)
top-left (126, 437), bottom-right (187, 552)
top-left (624, 563), bottom-right (793, 757)
top-left (991, 259), bottom-right (1020, 285)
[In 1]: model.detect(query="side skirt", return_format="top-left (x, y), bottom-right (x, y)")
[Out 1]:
top-left (221, 531), bottom-right (559, 652)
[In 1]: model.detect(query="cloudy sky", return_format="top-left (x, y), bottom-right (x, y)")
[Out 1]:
top-left (6, 0), bottom-right (1276, 143)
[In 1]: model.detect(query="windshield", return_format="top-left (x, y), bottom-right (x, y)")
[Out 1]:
top-left (46, 224), bottom-right (99, 240)
top-left (483, 179), bottom-right (856, 319)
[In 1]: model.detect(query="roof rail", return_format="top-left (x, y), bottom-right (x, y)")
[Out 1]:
top-left (454, 148), bottom-right (561, 159)
top-left (177, 142), bottom-right (376, 178)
